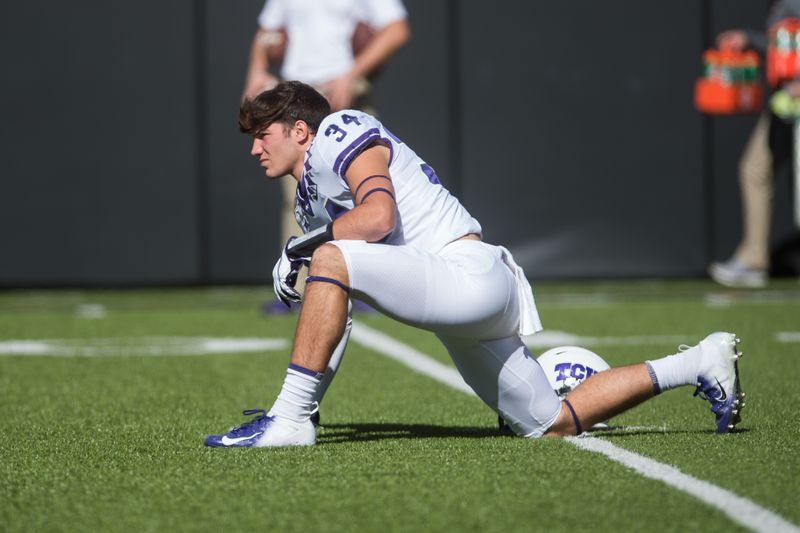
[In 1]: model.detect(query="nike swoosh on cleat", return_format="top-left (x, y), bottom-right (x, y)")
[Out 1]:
top-left (714, 378), bottom-right (728, 402)
top-left (221, 433), bottom-right (262, 446)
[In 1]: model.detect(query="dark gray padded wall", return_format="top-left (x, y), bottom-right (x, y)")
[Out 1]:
top-left (374, 0), bottom-right (453, 191)
top-left (459, 2), bottom-right (706, 278)
top-left (0, 1), bottom-right (199, 286)
top-left (204, 0), bottom-right (279, 283)
top-left (0, 1), bottom-right (779, 286)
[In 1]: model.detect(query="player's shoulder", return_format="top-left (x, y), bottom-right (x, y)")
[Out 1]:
top-left (319, 109), bottom-right (381, 134)
top-left (314, 110), bottom-right (386, 177)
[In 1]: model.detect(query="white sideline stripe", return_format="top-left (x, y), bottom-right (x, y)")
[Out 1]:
top-left (523, 330), bottom-right (687, 349)
top-left (350, 324), bottom-right (474, 395)
top-left (76, 303), bottom-right (107, 319)
top-left (0, 337), bottom-right (289, 357)
top-left (351, 322), bottom-right (799, 533)
top-left (568, 437), bottom-right (799, 533)
top-left (776, 332), bottom-right (800, 343)
top-left (705, 291), bottom-right (800, 308)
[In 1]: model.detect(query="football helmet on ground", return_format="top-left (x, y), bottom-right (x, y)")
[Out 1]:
top-left (537, 346), bottom-right (612, 429)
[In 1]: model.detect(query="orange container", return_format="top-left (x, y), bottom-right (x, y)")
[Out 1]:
top-left (695, 48), bottom-right (762, 114)
top-left (767, 18), bottom-right (800, 87)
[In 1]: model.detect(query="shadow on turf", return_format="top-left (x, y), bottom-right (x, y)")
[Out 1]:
top-left (316, 422), bottom-right (504, 443)
top-left (590, 425), bottom-right (751, 438)
top-left (315, 423), bottom-right (749, 444)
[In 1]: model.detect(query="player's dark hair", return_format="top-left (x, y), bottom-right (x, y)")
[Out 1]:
top-left (239, 81), bottom-right (331, 136)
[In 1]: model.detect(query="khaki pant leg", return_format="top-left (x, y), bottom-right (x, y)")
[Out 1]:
top-left (734, 113), bottom-right (774, 270)
top-left (280, 175), bottom-right (307, 294)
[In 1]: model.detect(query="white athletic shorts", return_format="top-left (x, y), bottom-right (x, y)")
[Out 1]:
top-left (329, 239), bottom-right (562, 437)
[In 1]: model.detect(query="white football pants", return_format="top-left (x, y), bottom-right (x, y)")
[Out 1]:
top-left (322, 239), bottom-right (561, 437)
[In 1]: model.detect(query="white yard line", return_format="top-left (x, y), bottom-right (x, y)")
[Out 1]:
top-left (0, 337), bottom-right (289, 357)
top-left (75, 303), bottom-right (107, 319)
top-left (351, 322), bottom-right (799, 533)
top-left (348, 325), bottom-right (472, 395)
top-left (704, 291), bottom-right (800, 308)
top-left (776, 332), bottom-right (800, 343)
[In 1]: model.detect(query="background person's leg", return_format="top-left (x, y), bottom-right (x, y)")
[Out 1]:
top-left (735, 113), bottom-right (773, 272)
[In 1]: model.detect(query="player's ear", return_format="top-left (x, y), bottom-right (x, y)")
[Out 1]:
top-left (293, 120), bottom-right (310, 143)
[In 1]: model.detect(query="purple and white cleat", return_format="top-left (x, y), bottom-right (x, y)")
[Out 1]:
top-left (693, 332), bottom-right (746, 434)
top-left (204, 409), bottom-right (316, 448)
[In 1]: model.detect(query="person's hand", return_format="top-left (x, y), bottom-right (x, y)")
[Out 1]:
top-left (272, 238), bottom-right (305, 306)
top-left (321, 73), bottom-right (355, 111)
top-left (243, 72), bottom-right (279, 101)
top-left (717, 30), bottom-right (748, 52)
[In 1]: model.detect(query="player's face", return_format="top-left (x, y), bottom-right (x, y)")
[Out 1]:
top-left (250, 123), bottom-right (299, 179)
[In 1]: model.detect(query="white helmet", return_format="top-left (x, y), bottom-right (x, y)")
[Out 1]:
top-left (537, 346), bottom-right (612, 429)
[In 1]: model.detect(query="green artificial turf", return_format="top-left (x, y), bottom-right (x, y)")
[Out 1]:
top-left (0, 281), bottom-right (798, 532)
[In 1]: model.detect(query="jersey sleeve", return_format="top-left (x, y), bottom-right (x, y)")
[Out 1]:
top-left (316, 111), bottom-right (394, 179)
top-left (361, 0), bottom-right (408, 30)
top-left (257, 0), bottom-right (286, 30)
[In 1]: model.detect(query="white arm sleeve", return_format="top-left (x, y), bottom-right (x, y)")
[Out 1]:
top-left (361, 0), bottom-right (407, 30)
top-left (257, 0), bottom-right (286, 31)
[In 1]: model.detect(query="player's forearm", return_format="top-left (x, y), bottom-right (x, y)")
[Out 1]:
top-left (288, 202), bottom-right (394, 258)
top-left (332, 201), bottom-right (396, 243)
top-left (349, 20), bottom-right (410, 79)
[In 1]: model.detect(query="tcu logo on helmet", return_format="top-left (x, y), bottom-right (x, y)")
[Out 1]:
top-left (536, 346), bottom-right (611, 395)
top-left (537, 346), bottom-right (613, 429)
top-left (553, 362), bottom-right (598, 383)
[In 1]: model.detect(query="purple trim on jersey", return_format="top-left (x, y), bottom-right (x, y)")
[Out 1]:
top-left (359, 187), bottom-right (395, 203)
top-left (324, 200), bottom-right (349, 220)
top-left (306, 275), bottom-right (351, 293)
top-left (383, 126), bottom-right (403, 144)
top-left (288, 363), bottom-right (323, 380)
top-left (420, 163), bottom-right (441, 185)
top-left (333, 128), bottom-right (394, 177)
top-left (354, 174), bottom-right (391, 199)
top-left (296, 174), bottom-right (315, 220)
top-left (644, 361), bottom-right (662, 395)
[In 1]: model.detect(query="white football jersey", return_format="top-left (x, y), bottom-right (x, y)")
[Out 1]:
top-left (295, 110), bottom-right (482, 253)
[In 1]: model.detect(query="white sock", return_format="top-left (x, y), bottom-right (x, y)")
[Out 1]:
top-left (645, 345), bottom-right (701, 394)
top-left (270, 364), bottom-right (322, 423)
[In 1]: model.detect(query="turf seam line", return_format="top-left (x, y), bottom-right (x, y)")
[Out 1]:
top-left (351, 322), bottom-right (800, 533)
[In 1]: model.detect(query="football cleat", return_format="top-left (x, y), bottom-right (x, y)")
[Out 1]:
top-left (204, 409), bottom-right (316, 448)
top-left (692, 332), bottom-right (745, 434)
